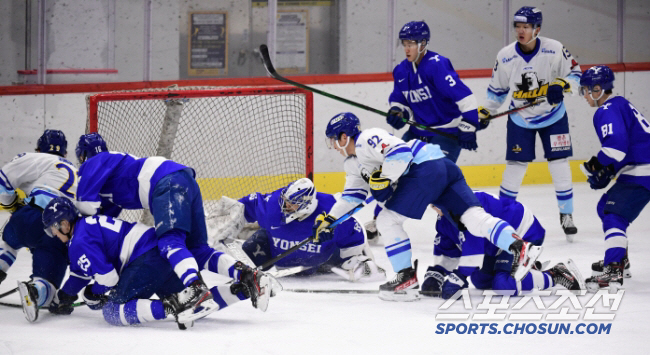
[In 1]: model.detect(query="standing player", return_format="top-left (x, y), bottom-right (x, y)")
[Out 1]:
top-left (315, 112), bottom-right (542, 301)
top-left (366, 20), bottom-right (486, 241)
top-left (577, 66), bottom-right (650, 291)
top-left (213, 178), bottom-right (384, 281)
top-left (40, 197), bottom-right (273, 329)
top-left (422, 191), bottom-right (584, 298)
top-left (0, 130), bottom-right (77, 321)
top-left (480, 6), bottom-right (582, 241)
top-left (74, 133), bottom-right (229, 318)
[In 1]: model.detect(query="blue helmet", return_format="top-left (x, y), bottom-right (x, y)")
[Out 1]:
top-left (513, 6), bottom-right (543, 27)
top-left (580, 65), bottom-right (615, 92)
top-left (36, 130), bottom-right (67, 157)
top-left (42, 197), bottom-right (81, 238)
top-left (76, 132), bottom-right (108, 164)
top-left (325, 112), bottom-right (361, 140)
top-left (399, 21), bottom-right (430, 44)
top-left (280, 178), bottom-right (317, 223)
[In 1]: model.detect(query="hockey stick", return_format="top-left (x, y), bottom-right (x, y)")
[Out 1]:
top-left (283, 288), bottom-right (441, 297)
top-left (0, 300), bottom-right (86, 309)
top-left (256, 203), bottom-right (365, 270)
top-left (259, 44), bottom-right (458, 140)
top-left (0, 287), bottom-right (18, 300)
top-left (483, 99), bottom-right (545, 121)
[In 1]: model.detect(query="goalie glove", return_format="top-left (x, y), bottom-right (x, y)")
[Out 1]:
top-left (441, 271), bottom-right (469, 300)
top-left (331, 255), bottom-right (386, 282)
top-left (580, 156), bottom-right (615, 190)
top-left (82, 284), bottom-right (110, 311)
top-left (313, 213), bottom-right (336, 244)
top-left (369, 170), bottom-right (394, 203)
top-left (547, 78), bottom-right (571, 105)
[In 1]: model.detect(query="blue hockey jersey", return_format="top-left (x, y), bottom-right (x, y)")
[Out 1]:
top-left (76, 152), bottom-right (188, 215)
top-left (239, 189), bottom-right (364, 268)
top-left (593, 96), bottom-right (650, 191)
top-left (61, 215), bottom-right (157, 296)
top-left (389, 50), bottom-right (479, 136)
top-left (433, 191), bottom-right (545, 276)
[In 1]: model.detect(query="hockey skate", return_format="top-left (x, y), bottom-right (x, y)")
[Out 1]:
top-left (548, 259), bottom-right (586, 291)
top-left (17, 281), bottom-right (39, 323)
top-left (592, 253), bottom-right (631, 278)
top-left (235, 261), bottom-right (274, 312)
top-left (173, 279), bottom-right (219, 323)
top-left (560, 213), bottom-right (578, 242)
top-left (585, 262), bottom-right (624, 292)
top-left (162, 294), bottom-right (194, 330)
top-left (509, 238), bottom-right (543, 282)
top-left (364, 219), bottom-right (381, 245)
top-left (378, 260), bottom-right (420, 302)
top-left (331, 255), bottom-right (386, 282)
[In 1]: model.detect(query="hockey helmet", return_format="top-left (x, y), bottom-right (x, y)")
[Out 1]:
top-left (36, 130), bottom-right (67, 157)
top-left (42, 197), bottom-right (81, 238)
top-left (580, 65), bottom-right (615, 94)
top-left (399, 21), bottom-right (430, 45)
top-left (76, 132), bottom-right (108, 164)
top-left (280, 178), bottom-right (317, 224)
top-left (513, 6), bottom-right (543, 28)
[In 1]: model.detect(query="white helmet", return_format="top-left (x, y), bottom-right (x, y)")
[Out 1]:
top-left (280, 178), bottom-right (317, 224)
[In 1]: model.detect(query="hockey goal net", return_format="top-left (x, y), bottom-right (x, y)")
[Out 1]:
top-left (86, 86), bottom-right (313, 223)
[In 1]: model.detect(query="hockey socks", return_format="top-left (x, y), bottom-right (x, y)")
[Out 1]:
top-left (384, 239), bottom-right (413, 273)
top-left (499, 161), bottom-right (527, 200)
top-left (158, 230), bottom-right (200, 286)
top-left (549, 158), bottom-right (573, 214)
top-left (103, 299), bottom-right (167, 326)
top-left (0, 241), bottom-right (17, 273)
top-left (31, 277), bottom-right (56, 308)
top-left (460, 207), bottom-right (518, 251)
top-left (603, 213), bottom-right (629, 266)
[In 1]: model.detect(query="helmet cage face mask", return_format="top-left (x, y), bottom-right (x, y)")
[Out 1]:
top-left (280, 178), bottom-right (317, 224)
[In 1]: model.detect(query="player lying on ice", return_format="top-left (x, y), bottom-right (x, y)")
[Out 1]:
top-left (578, 65), bottom-right (649, 291)
top-left (35, 196), bottom-right (278, 329)
top-left (315, 112), bottom-right (543, 301)
top-left (421, 191), bottom-right (585, 299)
top-left (73, 132), bottom-right (234, 320)
top-left (209, 178), bottom-right (386, 282)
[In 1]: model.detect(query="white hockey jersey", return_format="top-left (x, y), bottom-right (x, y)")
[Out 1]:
top-left (484, 36), bottom-right (582, 129)
top-left (328, 127), bottom-right (445, 218)
top-left (0, 152), bottom-right (78, 209)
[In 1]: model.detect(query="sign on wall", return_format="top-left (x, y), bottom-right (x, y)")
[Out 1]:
top-left (276, 10), bottom-right (309, 74)
top-left (188, 12), bottom-right (228, 76)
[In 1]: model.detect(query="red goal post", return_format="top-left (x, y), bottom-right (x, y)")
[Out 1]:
top-left (86, 86), bottom-right (313, 214)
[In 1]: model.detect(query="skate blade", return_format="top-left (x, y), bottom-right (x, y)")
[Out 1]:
top-left (176, 299), bottom-right (219, 323)
top-left (565, 259), bottom-right (586, 291)
top-left (513, 245), bottom-right (543, 282)
top-left (17, 281), bottom-right (38, 323)
top-left (565, 233), bottom-right (574, 243)
top-left (585, 281), bottom-right (623, 293)
top-left (591, 269), bottom-right (631, 279)
top-left (378, 289), bottom-right (421, 302)
top-left (255, 274), bottom-right (272, 312)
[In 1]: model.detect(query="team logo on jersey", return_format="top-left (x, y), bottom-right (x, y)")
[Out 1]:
top-left (512, 72), bottom-right (548, 102)
top-left (511, 144), bottom-right (522, 153)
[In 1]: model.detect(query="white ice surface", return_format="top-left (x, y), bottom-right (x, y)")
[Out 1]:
top-left (1, 183), bottom-right (649, 355)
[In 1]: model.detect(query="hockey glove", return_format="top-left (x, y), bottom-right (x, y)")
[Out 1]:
top-left (0, 194), bottom-right (25, 213)
top-left (458, 120), bottom-right (478, 151)
top-left (581, 156), bottom-right (615, 190)
top-left (82, 285), bottom-right (109, 310)
top-left (421, 265), bottom-right (447, 296)
top-left (48, 289), bottom-right (78, 315)
top-left (547, 78), bottom-right (571, 105)
top-left (386, 106), bottom-right (410, 130)
top-left (477, 106), bottom-right (491, 130)
top-left (313, 213), bottom-right (336, 244)
top-left (369, 170), bottom-right (394, 203)
top-left (441, 271), bottom-right (469, 300)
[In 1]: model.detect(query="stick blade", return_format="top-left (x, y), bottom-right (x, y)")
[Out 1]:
top-left (259, 44), bottom-right (277, 77)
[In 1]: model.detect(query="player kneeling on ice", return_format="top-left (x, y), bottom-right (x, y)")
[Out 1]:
top-left (422, 191), bottom-right (585, 299)
top-left (317, 112), bottom-right (543, 301)
top-left (0, 130), bottom-right (77, 322)
top-left (578, 65), bottom-right (649, 291)
top-left (209, 178), bottom-right (385, 282)
top-left (39, 197), bottom-right (278, 329)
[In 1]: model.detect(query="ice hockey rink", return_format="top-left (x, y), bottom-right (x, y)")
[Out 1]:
top-left (1, 183), bottom-right (649, 355)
